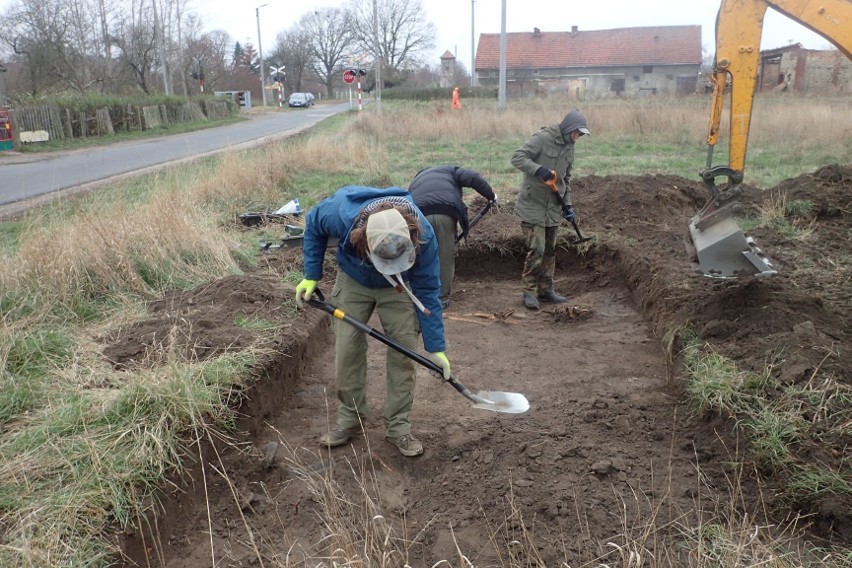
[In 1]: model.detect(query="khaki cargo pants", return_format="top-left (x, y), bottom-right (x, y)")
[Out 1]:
top-left (425, 213), bottom-right (457, 306)
top-left (331, 271), bottom-right (421, 437)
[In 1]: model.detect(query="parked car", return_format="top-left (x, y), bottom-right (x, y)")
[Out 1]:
top-left (305, 92), bottom-right (315, 105)
top-left (288, 92), bottom-right (312, 108)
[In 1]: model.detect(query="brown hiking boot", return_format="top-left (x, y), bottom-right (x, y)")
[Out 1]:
top-left (385, 433), bottom-right (424, 457)
top-left (319, 425), bottom-right (360, 448)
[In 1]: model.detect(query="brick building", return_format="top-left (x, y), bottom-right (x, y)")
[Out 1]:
top-left (758, 43), bottom-right (852, 94)
top-left (473, 25), bottom-right (702, 98)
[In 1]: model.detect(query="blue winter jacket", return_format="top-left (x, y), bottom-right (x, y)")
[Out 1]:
top-left (302, 186), bottom-right (446, 352)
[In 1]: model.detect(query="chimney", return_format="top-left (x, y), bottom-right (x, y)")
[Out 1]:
top-left (571, 25), bottom-right (578, 34)
top-left (533, 27), bottom-right (541, 36)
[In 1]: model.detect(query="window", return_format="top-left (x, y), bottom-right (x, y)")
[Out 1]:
top-left (611, 78), bottom-right (625, 92)
top-left (643, 66), bottom-right (653, 74)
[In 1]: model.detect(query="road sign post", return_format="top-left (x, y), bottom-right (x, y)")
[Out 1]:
top-left (343, 68), bottom-right (358, 111)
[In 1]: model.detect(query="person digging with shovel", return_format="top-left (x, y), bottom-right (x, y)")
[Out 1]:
top-left (408, 165), bottom-right (497, 310)
top-left (510, 108), bottom-right (590, 310)
top-left (294, 186), bottom-right (451, 457)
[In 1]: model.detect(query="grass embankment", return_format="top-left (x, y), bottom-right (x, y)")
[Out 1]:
top-left (1, 96), bottom-right (851, 566)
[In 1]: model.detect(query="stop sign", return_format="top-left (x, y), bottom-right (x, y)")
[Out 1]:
top-left (343, 69), bottom-right (356, 84)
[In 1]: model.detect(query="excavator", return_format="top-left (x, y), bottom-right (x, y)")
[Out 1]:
top-left (689, 0), bottom-right (852, 278)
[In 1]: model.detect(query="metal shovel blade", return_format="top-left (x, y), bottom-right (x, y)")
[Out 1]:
top-left (470, 391), bottom-right (530, 414)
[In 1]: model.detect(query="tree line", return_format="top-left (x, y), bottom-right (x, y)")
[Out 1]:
top-left (0, 0), bottom-right (470, 104)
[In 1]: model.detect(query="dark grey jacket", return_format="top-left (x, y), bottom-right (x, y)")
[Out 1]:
top-left (511, 124), bottom-right (575, 227)
top-left (408, 165), bottom-right (495, 239)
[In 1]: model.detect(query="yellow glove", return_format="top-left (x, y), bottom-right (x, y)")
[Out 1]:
top-left (294, 278), bottom-right (318, 307)
top-left (428, 351), bottom-right (451, 381)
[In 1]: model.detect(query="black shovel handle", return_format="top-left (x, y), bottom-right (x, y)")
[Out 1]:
top-left (456, 201), bottom-right (494, 243)
top-left (569, 219), bottom-right (593, 244)
top-left (305, 289), bottom-right (482, 404)
top-left (547, 181), bottom-right (592, 245)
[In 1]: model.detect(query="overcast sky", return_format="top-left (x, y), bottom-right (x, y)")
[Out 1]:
top-left (1, 0), bottom-right (835, 73)
top-left (198, 0), bottom-right (835, 73)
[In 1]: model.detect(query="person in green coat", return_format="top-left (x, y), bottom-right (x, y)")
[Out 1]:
top-left (510, 108), bottom-right (590, 310)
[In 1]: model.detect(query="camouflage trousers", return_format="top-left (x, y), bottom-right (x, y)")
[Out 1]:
top-left (521, 222), bottom-right (558, 294)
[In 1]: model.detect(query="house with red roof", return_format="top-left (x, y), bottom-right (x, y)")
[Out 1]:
top-left (474, 25), bottom-right (702, 98)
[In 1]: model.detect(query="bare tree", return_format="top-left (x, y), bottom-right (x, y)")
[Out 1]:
top-left (177, 14), bottom-right (205, 95)
top-left (110, 2), bottom-right (160, 94)
top-left (302, 7), bottom-right (354, 98)
top-left (2, 0), bottom-right (110, 94)
top-left (348, 0), bottom-right (436, 73)
top-left (405, 63), bottom-right (440, 88)
top-left (267, 26), bottom-right (314, 94)
top-left (448, 60), bottom-right (469, 87)
top-left (196, 29), bottom-right (233, 92)
top-left (1, 24), bottom-right (51, 96)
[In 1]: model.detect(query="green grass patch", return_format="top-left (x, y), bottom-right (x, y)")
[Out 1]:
top-left (234, 313), bottom-right (280, 332)
top-left (18, 116), bottom-right (245, 153)
top-left (0, 350), bottom-right (257, 566)
top-left (786, 466), bottom-right (852, 501)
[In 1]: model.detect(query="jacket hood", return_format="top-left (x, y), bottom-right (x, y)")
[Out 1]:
top-left (559, 109), bottom-right (590, 140)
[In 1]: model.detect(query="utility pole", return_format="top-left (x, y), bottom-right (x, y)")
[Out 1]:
top-left (256, 4), bottom-right (269, 107)
top-left (0, 64), bottom-right (6, 106)
top-left (470, 0), bottom-right (476, 87)
top-left (498, 0), bottom-right (506, 109)
top-left (373, 0), bottom-right (382, 114)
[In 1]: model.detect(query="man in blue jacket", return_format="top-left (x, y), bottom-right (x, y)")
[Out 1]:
top-left (409, 165), bottom-right (497, 309)
top-left (295, 186), bottom-right (451, 457)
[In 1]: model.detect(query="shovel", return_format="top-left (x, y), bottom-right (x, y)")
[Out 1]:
top-left (306, 289), bottom-right (529, 414)
top-left (567, 219), bottom-right (593, 245)
top-left (545, 173), bottom-right (593, 245)
top-left (455, 201), bottom-right (494, 243)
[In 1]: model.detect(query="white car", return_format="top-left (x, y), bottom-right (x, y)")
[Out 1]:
top-left (288, 93), bottom-right (312, 108)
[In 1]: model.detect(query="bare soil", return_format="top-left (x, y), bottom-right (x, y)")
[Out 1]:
top-left (111, 166), bottom-right (852, 567)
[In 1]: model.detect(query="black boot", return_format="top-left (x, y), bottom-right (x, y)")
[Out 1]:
top-left (538, 290), bottom-right (566, 304)
top-left (523, 293), bottom-right (540, 310)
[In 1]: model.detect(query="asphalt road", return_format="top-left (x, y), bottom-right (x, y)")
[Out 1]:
top-left (0, 102), bottom-right (350, 213)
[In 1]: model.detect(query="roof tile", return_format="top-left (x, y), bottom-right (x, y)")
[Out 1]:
top-left (475, 26), bottom-right (702, 69)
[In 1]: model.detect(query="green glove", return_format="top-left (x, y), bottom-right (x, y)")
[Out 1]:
top-left (428, 351), bottom-right (451, 381)
top-left (294, 278), bottom-right (318, 307)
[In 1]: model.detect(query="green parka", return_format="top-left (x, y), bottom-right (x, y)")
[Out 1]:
top-left (511, 124), bottom-right (575, 227)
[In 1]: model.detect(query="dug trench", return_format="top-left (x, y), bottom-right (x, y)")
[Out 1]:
top-left (115, 169), bottom-right (852, 567)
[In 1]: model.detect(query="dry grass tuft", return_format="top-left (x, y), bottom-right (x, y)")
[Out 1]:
top-left (8, 191), bottom-right (238, 306)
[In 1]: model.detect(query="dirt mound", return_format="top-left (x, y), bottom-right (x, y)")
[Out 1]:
top-left (102, 273), bottom-right (298, 369)
top-left (115, 166), bottom-right (851, 566)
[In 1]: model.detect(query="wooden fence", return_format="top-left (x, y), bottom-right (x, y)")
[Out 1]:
top-left (8, 99), bottom-right (236, 148)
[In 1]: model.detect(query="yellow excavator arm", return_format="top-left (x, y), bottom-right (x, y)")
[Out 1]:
top-left (691, 0), bottom-right (852, 278)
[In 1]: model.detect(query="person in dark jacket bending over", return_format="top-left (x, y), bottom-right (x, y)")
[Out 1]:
top-left (408, 165), bottom-right (497, 309)
top-left (295, 186), bottom-right (451, 457)
top-left (511, 109), bottom-right (590, 310)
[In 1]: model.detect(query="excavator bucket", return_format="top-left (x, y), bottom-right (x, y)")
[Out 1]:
top-left (688, 214), bottom-right (776, 278)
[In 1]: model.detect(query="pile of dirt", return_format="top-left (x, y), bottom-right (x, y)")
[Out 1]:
top-left (113, 166), bottom-right (851, 566)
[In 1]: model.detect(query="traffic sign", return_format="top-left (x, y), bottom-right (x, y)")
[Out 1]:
top-left (343, 69), bottom-right (356, 84)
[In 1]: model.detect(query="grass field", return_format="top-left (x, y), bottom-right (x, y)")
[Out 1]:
top-left (1, 94), bottom-right (851, 567)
